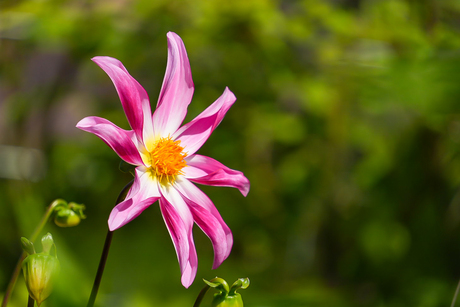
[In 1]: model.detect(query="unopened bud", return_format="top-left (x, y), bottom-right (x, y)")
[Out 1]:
top-left (21, 238), bottom-right (35, 255)
top-left (21, 233), bottom-right (59, 306)
top-left (203, 277), bottom-right (249, 307)
top-left (53, 202), bottom-right (86, 227)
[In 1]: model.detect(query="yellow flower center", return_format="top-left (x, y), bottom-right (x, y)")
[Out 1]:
top-left (147, 137), bottom-right (187, 184)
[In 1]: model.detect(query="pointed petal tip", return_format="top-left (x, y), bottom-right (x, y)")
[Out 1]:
top-left (75, 118), bottom-right (85, 129)
top-left (108, 220), bottom-right (120, 232)
top-left (91, 55), bottom-right (111, 63)
top-left (166, 32), bottom-right (184, 48)
top-left (223, 86), bottom-right (236, 100)
top-left (108, 209), bottom-right (133, 231)
top-left (180, 266), bottom-right (196, 288)
top-left (108, 214), bottom-right (124, 231)
top-left (241, 181), bottom-right (250, 197)
top-left (91, 56), bottom-right (107, 65)
top-left (108, 198), bottom-right (133, 231)
top-left (76, 116), bottom-right (97, 129)
top-left (181, 279), bottom-right (192, 289)
top-left (166, 31), bottom-right (180, 40)
top-left (211, 233), bottom-right (233, 270)
top-left (91, 56), bottom-right (123, 69)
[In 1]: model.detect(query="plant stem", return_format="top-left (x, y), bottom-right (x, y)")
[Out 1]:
top-left (2, 200), bottom-right (65, 307)
top-left (193, 284), bottom-right (211, 307)
top-left (86, 180), bottom-right (133, 307)
top-left (451, 279), bottom-right (460, 307)
top-left (27, 296), bottom-right (34, 307)
top-left (86, 229), bottom-right (113, 307)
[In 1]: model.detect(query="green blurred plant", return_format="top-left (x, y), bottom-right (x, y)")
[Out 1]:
top-left (1, 199), bottom-right (84, 307)
top-left (21, 233), bottom-right (60, 307)
top-left (53, 201), bottom-right (86, 227)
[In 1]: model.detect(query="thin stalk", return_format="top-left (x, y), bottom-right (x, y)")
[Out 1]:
top-left (2, 200), bottom-right (65, 307)
top-left (86, 180), bottom-right (133, 307)
top-left (193, 284), bottom-right (211, 307)
top-left (451, 279), bottom-right (460, 307)
top-left (86, 230), bottom-right (113, 307)
top-left (27, 296), bottom-right (34, 307)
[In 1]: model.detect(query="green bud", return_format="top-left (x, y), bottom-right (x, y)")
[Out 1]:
top-left (53, 201), bottom-right (86, 227)
top-left (41, 233), bottom-right (55, 255)
top-left (21, 233), bottom-right (60, 306)
top-left (21, 237), bottom-right (35, 255)
top-left (211, 293), bottom-right (243, 307)
top-left (203, 277), bottom-right (249, 307)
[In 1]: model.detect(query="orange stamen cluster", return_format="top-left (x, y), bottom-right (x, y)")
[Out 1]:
top-left (148, 137), bottom-right (187, 184)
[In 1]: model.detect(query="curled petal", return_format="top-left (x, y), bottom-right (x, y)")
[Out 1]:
top-left (92, 56), bottom-right (154, 144)
top-left (159, 186), bottom-right (197, 288)
top-left (77, 116), bottom-right (144, 166)
top-left (108, 167), bottom-right (160, 230)
top-left (153, 32), bottom-right (194, 137)
top-left (184, 155), bottom-right (250, 196)
top-left (173, 87), bottom-right (236, 156)
top-left (175, 178), bottom-right (232, 269)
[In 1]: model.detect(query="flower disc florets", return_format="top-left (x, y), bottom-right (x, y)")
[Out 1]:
top-left (148, 137), bottom-right (187, 184)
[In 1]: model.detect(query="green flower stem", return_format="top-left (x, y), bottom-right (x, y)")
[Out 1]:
top-left (27, 296), bottom-right (34, 307)
top-left (86, 229), bottom-right (113, 307)
top-left (2, 200), bottom-right (66, 307)
top-left (193, 284), bottom-right (211, 307)
top-left (451, 279), bottom-right (460, 307)
top-left (86, 180), bottom-right (133, 307)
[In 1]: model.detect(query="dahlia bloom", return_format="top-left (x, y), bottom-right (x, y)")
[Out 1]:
top-left (76, 32), bottom-right (249, 288)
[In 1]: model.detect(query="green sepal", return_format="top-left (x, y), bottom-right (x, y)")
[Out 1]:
top-left (40, 233), bottom-right (56, 256)
top-left (229, 278), bottom-right (250, 295)
top-left (21, 237), bottom-right (35, 255)
top-left (204, 277), bottom-right (230, 293)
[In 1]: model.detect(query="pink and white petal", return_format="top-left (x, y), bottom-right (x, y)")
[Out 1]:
top-left (159, 186), bottom-right (197, 288)
top-left (184, 155), bottom-right (250, 196)
top-left (182, 235), bottom-right (197, 288)
top-left (153, 32), bottom-right (194, 138)
top-left (108, 167), bottom-right (160, 230)
top-left (92, 56), bottom-right (154, 142)
top-left (174, 178), bottom-right (232, 269)
top-left (173, 87), bottom-right (236, 155)
top-left (77, 116), bottom-right (144, 166)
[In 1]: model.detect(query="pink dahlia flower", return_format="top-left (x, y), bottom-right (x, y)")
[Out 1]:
top-left (77, 32), bottom-right (249, 288)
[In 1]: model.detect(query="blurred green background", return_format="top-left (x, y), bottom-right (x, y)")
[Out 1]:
top-left (2, 0), bottom-right (460, 306)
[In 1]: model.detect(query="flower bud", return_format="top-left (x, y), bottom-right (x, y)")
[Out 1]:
top-left (203, 277), bottom-right (249, 307)
top-left (53, 202), bottom-right (86, 227)
top-left (21, 237), bottom-right (35, 255)
top-left (21, 233), bottom-right (60, 306)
